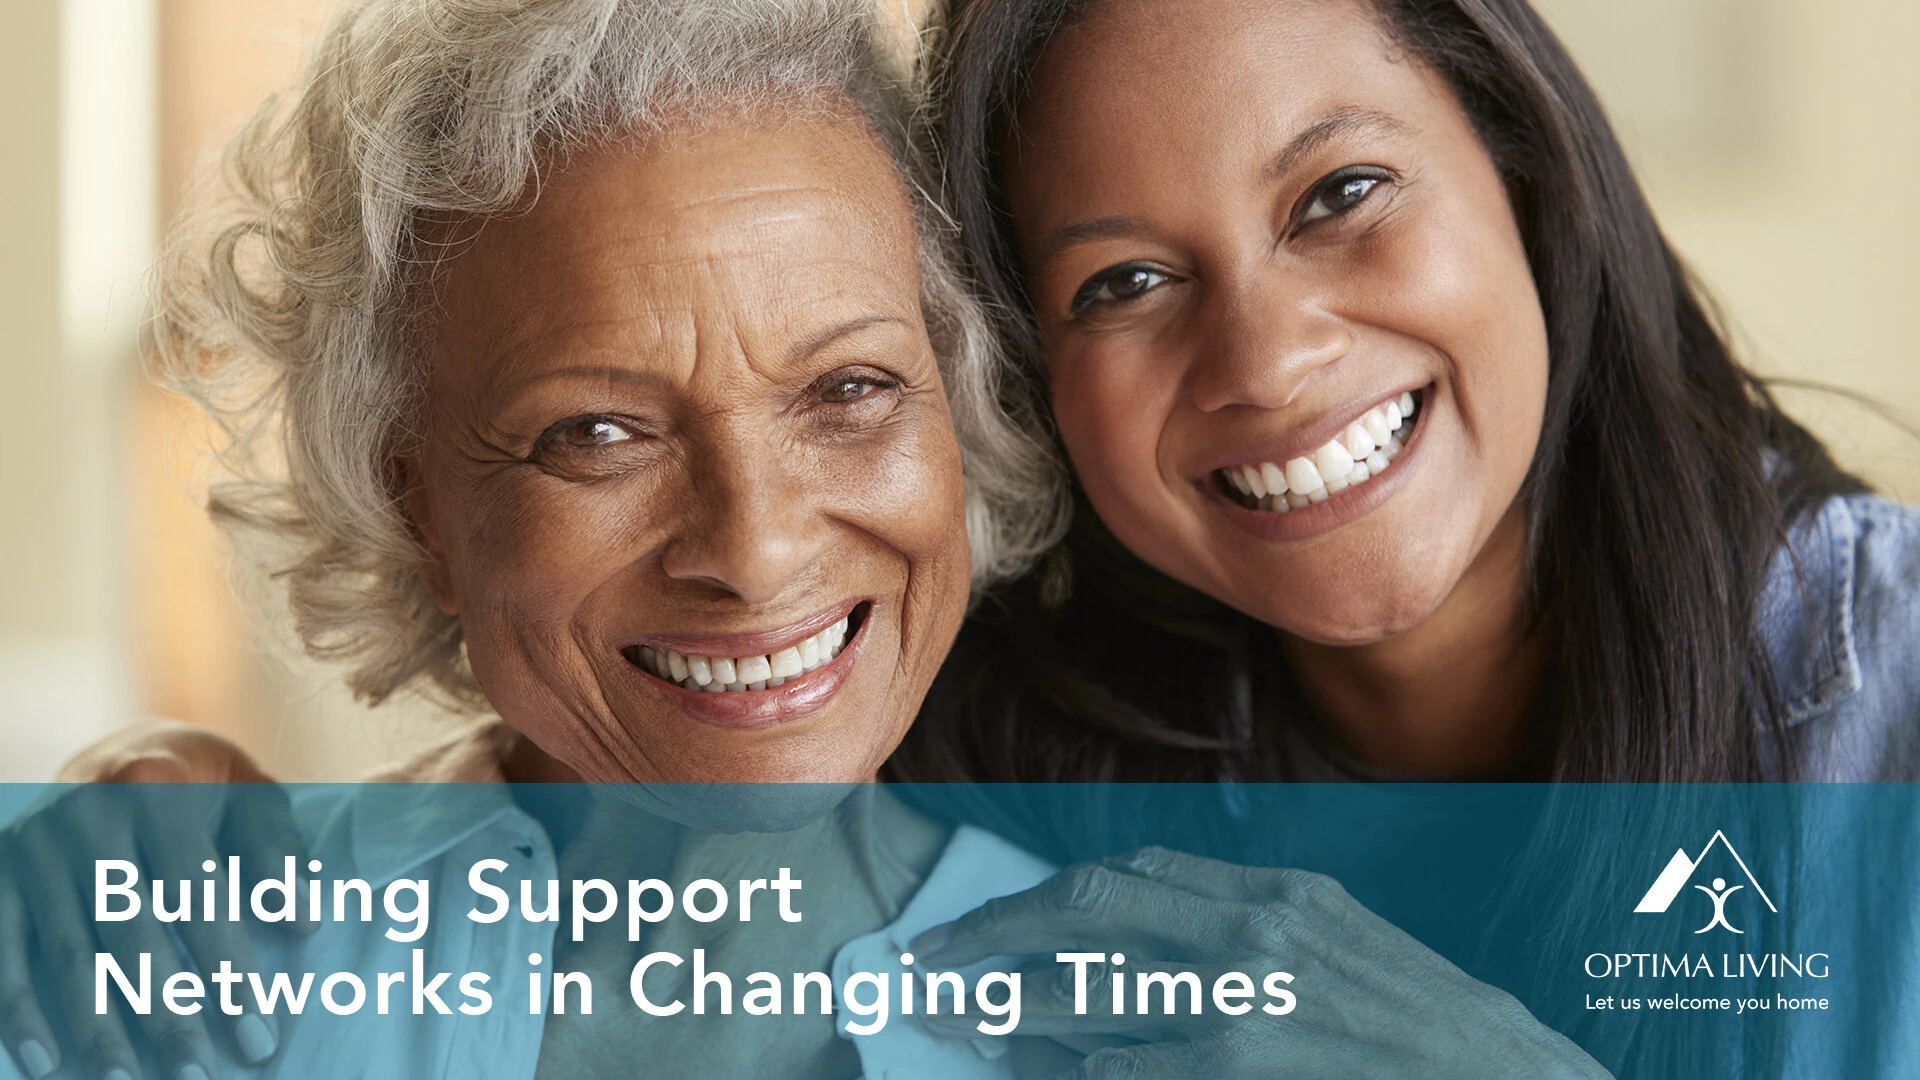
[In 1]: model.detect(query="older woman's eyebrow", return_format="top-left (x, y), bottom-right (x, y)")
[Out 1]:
top-left (480, 363), bottom-right (682, 422)
top-left (488, 315), bottom-right (912, 403)
top-left (783, 312), bottom-right (914, 364)
top-left (1262, 106), bottom-right (1413, 182)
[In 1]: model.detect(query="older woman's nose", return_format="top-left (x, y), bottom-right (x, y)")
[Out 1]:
top-left (1188, 284), bottom-right (1352, 413)
top-left (656, 456), bottom-right (833, 604)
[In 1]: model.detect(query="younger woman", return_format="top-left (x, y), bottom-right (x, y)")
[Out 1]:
top-left (895, 0), bottom-right (1920, 789)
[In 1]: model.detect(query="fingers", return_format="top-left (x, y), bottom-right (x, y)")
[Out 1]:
top-left (1010, 1037), bottom-right (1091, 1080)
top-left (137, 804), bottom-right (282, 1066)
top-left (11, 817), bottom-right (146, 1080)
top-left (111, 758), bottom-right (196, 783)
top-left (91, 909), bottom-right (223, 1080)
top-left (1050, 1041), bottom-right (1208, 1080)
top-left (6, 782), bottom-right (287, 1080)
top-left (912, 863), bottom-right (1251, 968)
top-left (928, 959), bottom-right (1223, 1041)
top-left (167, 912), bottom-right (279, 1065)
top-left (207, 742), bottom-right (274, 786)
top-left (1103, 846), bottom-right (1345, 908)
top-left (4, 758), bottom-right (300, 1078)
top-left (1101, 848), bottom-right (1374, 960)
top-left (0, 879), bottom-right (60, 1079)
top-left (55, 719), bottom-right (260, 785)
top-left (219, 785), bottom-right (314, 938)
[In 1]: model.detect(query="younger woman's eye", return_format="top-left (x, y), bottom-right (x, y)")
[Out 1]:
top-left (1070, 263), bottom-right (1170, 316)
top-left (1299, 168), bottom-right (1391, 225)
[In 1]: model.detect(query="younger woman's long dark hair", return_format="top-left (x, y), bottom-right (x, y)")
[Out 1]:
top-left (886, 0), bottom-right (1865, 788)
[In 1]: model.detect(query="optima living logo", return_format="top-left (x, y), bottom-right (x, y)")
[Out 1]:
top-left (1634, 830), bottom-right (1777, 935)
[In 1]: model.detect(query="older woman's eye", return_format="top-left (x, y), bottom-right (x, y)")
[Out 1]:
top-left (528, 415), bottom-right (652, 477)
top-left (1299, 167), bottom-right (1391, 225)
top-left (563, 418), bottom-right (634, 445)
top-left (810, 367), bottom-right (901, 409)
top-left (820, 378), bottom-right (887, 404)
top-left (1070, 263), bottom-right (1170, 317)
top-left (538, 415), bottom-right (640, 451)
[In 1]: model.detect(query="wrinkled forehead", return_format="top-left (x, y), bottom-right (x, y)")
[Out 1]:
top-left (420, 109), bottom-right (927, 387)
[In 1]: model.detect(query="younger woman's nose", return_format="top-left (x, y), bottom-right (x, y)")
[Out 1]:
top-left (1188, 285), bottom-right (1352, 413)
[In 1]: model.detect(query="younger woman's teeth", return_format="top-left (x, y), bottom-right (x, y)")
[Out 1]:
top-left (1218, 391), bottom-right (1417, 513)
top-left (631, 617), bottom-right (851, 693)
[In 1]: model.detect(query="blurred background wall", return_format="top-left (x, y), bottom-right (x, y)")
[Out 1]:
top-left (1, 0), bottom-right (1913, 780)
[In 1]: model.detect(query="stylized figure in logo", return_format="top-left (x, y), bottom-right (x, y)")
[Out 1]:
top-left (1693, 877), bottom-right (1744, 934)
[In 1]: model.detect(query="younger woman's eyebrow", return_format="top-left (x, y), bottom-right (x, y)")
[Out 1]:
top-left (1027, 108), bottom-right (1412, 277)
top-left (1028, 214), bottom-right (1153, 277)
top-left (1263, 106), bottom-right (1412, 182)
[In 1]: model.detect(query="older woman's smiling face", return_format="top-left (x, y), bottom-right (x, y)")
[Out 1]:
top-left (406, 112), bottom-right (971, 783)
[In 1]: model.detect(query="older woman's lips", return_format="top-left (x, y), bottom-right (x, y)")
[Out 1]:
top-left (619, 603), bottom-right (871, 730)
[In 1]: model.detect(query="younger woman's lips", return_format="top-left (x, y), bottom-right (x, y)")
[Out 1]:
top-left (622, 605), bottom-right (872, 731)
top-left (1203, 393), bottom-right (1431, 543)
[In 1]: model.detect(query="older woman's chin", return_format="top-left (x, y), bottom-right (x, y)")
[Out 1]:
top-left (500, 710), bottom-right (885, 831)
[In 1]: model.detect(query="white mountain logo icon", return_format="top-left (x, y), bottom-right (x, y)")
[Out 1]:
top-left (1634, 830), bottom-right (1777, 934)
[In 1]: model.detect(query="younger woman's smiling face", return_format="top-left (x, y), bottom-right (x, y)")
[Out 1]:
top-left (1004, 0), bottom-right (1550, 645)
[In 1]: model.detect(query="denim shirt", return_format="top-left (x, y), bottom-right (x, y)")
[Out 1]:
top-left (1762, 495), bottom-right (1920, 780)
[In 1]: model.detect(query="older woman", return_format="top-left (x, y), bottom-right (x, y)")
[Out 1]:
top-left (0, 1), bottom-right (1067, 1078)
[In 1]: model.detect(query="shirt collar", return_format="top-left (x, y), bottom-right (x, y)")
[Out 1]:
top-left (343, 720), bottom-right (529, 885)
top-left (346, 782), bottom-right (526, 886)
top-left (1759, 496), bottom-right (1863, 726)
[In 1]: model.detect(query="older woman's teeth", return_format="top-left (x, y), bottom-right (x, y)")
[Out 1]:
top-left (1218, 393), bottom-right (1418, 513)
top-left (634, 618), bottom-right (851, 692)
top-left (736, 654), bottom-right (773, 685)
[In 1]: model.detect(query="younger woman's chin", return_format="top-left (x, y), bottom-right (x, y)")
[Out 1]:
top-left (1243, 574), bottom-right (1456, 648)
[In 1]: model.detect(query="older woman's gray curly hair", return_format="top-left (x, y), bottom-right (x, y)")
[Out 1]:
top-left (150, 0), bottom-right (1068, 709)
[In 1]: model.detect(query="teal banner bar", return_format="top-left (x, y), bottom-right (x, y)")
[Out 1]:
top-left (0, 783), bottom-right (1913, 1078)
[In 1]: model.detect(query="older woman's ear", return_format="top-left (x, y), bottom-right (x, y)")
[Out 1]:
top-left (400, 458), bottom-right (460, 617)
